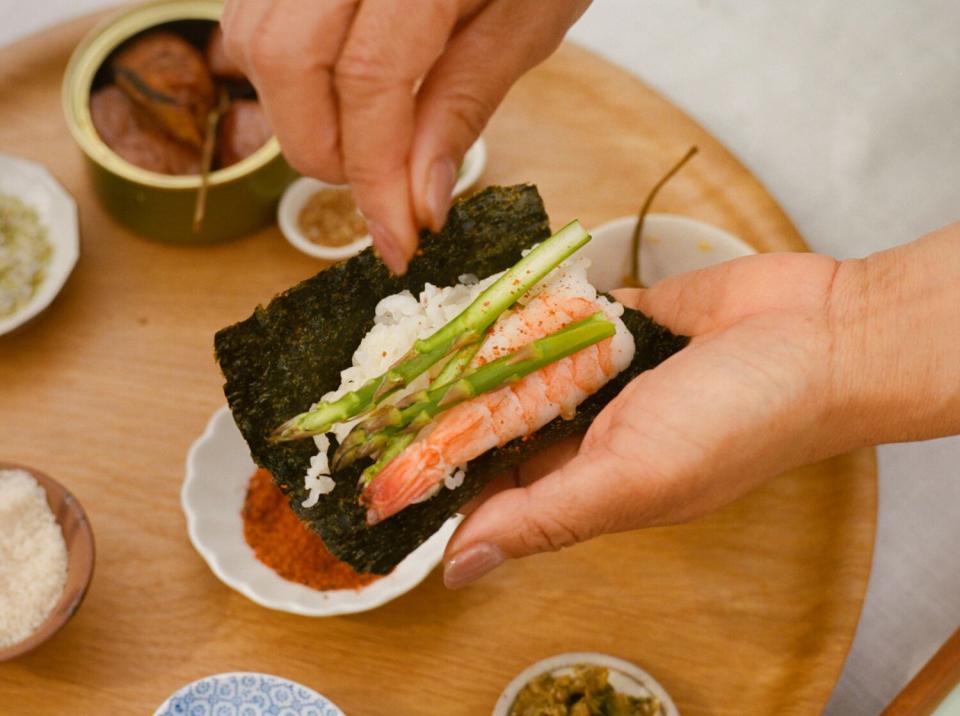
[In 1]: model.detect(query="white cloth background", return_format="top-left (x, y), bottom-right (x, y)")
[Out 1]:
top-left (3, 2), bottom-right (958, 713)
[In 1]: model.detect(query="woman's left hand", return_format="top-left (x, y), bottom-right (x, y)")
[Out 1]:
top-left (442, 225), bottom-right (960, 589)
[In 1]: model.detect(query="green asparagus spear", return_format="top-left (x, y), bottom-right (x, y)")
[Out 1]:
top-left (433, 340), bottom-right (484, 386)
top-left (330, 429), bottom-right (391, 472)
top-left (359, 432), bottom-right (416, 484)
top-left (338, 312), bottom-right (616, 474)
top-left (270, 220), bottom-right (592, 442)
top-left (333, 336), bottom-right (487, 463)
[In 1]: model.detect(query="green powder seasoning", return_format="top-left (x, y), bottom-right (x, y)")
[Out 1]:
top-left (0, 194), bottom-right (51, 319)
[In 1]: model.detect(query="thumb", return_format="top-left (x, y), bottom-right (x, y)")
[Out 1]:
top-left (612, 252), bottom-right (841, 336)
top-left (442, 448), bottom-right (638, 589)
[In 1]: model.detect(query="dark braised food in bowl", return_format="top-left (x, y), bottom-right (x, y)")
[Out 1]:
top-left (112, 30), bottom-right (214, 149)
top-left (90, 84), bottom-right (202, 174)
top-left (90, 26), bottom-right (270, 175)
top-left (216, 99), bottom-right (272, 168)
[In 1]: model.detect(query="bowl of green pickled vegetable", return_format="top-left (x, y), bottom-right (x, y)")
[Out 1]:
top-left (0, 153), bottom-right (79, 337)
top-left (494, 652), bottom-right (679, 716)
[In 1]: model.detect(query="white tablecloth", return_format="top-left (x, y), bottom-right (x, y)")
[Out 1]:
top-left (3, 2), bottom-right (958, 713)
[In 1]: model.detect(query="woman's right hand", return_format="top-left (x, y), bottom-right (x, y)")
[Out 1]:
top-left (221, 0), bottom-right (591, 273)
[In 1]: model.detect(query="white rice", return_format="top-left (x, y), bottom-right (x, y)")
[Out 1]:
top-left (443, 468), bottom-right (466, 490)
top-left (301, 270), bottom-right (502, 507)
top-left (301, 255), bottom-right (629, 508)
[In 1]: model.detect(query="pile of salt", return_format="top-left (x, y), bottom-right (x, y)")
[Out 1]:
top-left (0, 469), bottom-right (68, 649)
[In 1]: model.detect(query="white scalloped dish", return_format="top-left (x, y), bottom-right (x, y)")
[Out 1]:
top-left (182, 405), bottom-right (458, 616)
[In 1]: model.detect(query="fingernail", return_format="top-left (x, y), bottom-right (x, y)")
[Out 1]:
top-left (368, 220), bottom-right (407, 275)
top-left (443, 542), bottom-right (504, 589)
top-left (425, 157), bottom-right (456, 231)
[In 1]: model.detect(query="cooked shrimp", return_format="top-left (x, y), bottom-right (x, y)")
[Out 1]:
top-left (362, 266), bottom-right (635, 524)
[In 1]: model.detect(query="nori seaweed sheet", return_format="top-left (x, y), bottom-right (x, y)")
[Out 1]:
top-left (215, 185), bottom-right (688, 574)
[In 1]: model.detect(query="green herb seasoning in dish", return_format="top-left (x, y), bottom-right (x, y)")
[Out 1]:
top-left (0, 194), bottom-right (51, 319)
top-left (510, 665), bottom-right (661, 716)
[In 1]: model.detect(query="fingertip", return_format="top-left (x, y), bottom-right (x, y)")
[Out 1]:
top-left (613, 283), bottom-right (682, 329)
top-left (610, 287), bottom-right (646, 310)
top-left (419, 156), bottom-right (457, 232)
top-left (442, 542), bottom-right (504, 589)
top-left (397, 229), bottom-right (419, 269)
top-left (368, 220), bottom-right (409, 275)
top-left (380, 251), bottom-right (408, 276)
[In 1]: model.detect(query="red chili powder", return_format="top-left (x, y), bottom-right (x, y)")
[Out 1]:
top-left (242, 469), bottom-right (381, 590)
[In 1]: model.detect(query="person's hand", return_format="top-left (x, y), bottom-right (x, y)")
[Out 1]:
top-left (220, 0), bottom-right (591, 273)
top-left (442, 227), bottom-right (960, 588)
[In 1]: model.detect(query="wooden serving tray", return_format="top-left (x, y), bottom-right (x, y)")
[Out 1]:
top-left (0, 9), bottom-right (876, 715)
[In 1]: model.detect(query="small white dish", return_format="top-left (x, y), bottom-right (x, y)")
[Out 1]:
top-left (0, 153), bottom-right (79, 337)
top-left (182, 405), bottom-right (458, 616)
top-left (278, 137), bottom-right (487, 261)
top-left (278, 177), bottom-right (371, 261)
top-left (580, 213), bottom-right (756, 291)
top-left (493, 652), bottom-right (680, 716)
top-left (153, 672), bottom-right (345, 716)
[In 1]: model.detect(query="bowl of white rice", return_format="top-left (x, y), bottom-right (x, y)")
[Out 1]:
top-left (0, 464), bottom-right (94, 661)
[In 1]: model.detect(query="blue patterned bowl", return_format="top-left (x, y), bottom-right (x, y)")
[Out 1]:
top-left (153, 672), bottom-right (346, 716)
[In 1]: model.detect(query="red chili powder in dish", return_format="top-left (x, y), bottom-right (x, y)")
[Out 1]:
top-left (242, 469), bottom-right (381, 590)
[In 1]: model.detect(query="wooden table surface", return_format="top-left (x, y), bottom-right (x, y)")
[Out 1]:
top-left (0, 9), bottom-right (876, 715)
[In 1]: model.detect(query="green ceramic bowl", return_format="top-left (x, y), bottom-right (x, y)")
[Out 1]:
top-left (62, 0), bottom-right (297, 243)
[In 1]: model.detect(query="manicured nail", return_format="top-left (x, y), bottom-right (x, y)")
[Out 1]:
top-left (368, 220), bottom-right (407, 275)
top-left (443, 542), bottom-right (504, 589)
top-left (425, 157), bottom-right (456, 231)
